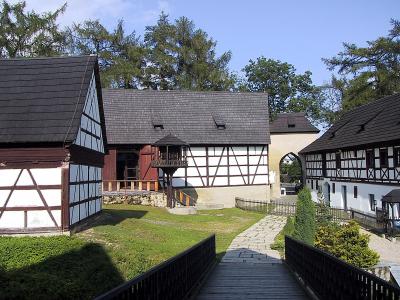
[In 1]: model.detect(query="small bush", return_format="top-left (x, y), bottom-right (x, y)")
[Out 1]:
top-left (315, 220), bottom-right (380, 268)
top-left (293, 188), bottom-right (316, 245)
top-left (271, 216), bottom-right (295, 254)
top-left (316, 192), bottom-right (333, 226)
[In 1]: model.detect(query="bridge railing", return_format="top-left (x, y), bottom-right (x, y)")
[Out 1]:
top-left (285, 236), bottom-right (400, 300)
top-left (95, 235), bottom-right (216, 300)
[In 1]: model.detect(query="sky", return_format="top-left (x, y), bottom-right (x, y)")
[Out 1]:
top-left (13, 0), bottom-right (400, 86)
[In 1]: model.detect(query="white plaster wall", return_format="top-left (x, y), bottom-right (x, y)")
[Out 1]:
top-left (69, 164), bottom-right (102, 225)
top-left (306, 178), bottom-right (397, 214)
top-left (169, 146), bottom-right (269, 188)
top-left (0, 167), bottom-right (62, 229)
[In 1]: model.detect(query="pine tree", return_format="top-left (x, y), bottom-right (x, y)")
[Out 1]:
top-left (293, 188), bottom-right (316, 245)
top-left (0, 1), bottom-right (66, 58)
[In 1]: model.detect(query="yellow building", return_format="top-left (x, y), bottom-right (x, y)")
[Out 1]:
top-left (268, 113), bottom-right (319, 199)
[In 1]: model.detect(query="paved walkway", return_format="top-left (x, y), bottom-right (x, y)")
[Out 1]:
top-left (197, 215), bottom-right (308, 299)
top-left (361, 228), bottom-right (400, 265)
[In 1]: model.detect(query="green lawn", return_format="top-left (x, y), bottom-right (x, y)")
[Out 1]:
top-left (0, 205), bottom-right (263, 299)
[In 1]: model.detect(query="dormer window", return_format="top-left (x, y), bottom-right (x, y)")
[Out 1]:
top-left (213, 114), bottom-right (226, 130)
top-left (288, 117), bottom-right (296, 128)
top-left (152, 113), bottom-right (164, 130)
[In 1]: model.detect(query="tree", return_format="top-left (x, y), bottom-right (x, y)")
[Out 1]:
top-left (315, 221), bottom-right (379, 268)
top-left (293, 188), bottom-right (316, 245)
top-left (323, 19), bottom-right (400, 112)
top-left (67, 20), bottom-right (146, 88)
top-left (0, 1), bottom-right (66, 58)
top-left (144, 13), bottom-right (236, 91)
top-left (241, 57), bottom-right (323, 122)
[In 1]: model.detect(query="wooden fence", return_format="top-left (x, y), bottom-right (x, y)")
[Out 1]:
top-left (95, 235), bottom-right (216, 300)
top-left (235, 197), bottom-right (350, 223)
top-left (103, 180), bottom-right (160, 193)
top-left (285, 236), bottom-right (400, 300)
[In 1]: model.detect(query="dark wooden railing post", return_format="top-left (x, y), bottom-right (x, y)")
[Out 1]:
top-left (285, 236), bottom-right (400, 300)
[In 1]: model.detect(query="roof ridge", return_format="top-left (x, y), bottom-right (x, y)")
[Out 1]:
top-left (102, 88), bottom-right (268, 96)
top-left (0, 55), bottom-right (96, 61)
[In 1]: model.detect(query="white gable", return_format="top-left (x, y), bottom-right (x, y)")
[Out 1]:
top-left (74, 72), bottom-right (105, 153)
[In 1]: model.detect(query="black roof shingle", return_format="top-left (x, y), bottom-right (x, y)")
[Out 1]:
top-left (270, 113), bottom-right (319, 133)
top-left (300, 94), bottom-right (400, 153)
top-left (102, 89), bottom-right (270, 145)
top-left (0, 55), bottom-right (107, 146)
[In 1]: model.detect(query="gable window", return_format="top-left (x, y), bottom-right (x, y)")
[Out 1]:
top-left (379, 149), bottom-right (389, 168)
top-left (366, 149), bottom-right (375, 169)
top-left (335, 152), bottom-right (341, 169)
top-left (332, 183), bottom-right (335, 194)
top-left (354, 186), bottom-right (358, 198)
top-left (369, 194), bottom-right (376, 211)
top-left (395, 148), bottom-right (400, 168)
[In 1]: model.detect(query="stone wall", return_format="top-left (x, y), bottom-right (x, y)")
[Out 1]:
top-left (103, 191), bottom-right (167, 207)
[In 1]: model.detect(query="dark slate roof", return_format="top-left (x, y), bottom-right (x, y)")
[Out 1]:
top-left (102, 89), bottom-right (270, 145)
top-left (300, 93), bottom-right (400, 153)
top-left (270, 113), bottom-right (319, 133)
top-left (382, 190), bottom-right (400, 203)
top-left (153, 134), bottom-right (188, 146)
top-left (0, 55), bottom-right (107, 146)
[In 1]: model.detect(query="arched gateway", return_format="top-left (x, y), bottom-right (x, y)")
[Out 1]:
top-left (268, 113), bottom-right (319, 199)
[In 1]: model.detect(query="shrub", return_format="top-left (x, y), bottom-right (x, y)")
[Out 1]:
top-left (316, 192), bottom-right (333, 226)
top-left (315, 220), bottom-right (380, 268)
top-left (293, 188), bottom-right (316, 245)
top-left (271, 216), bottom-right (295, 254)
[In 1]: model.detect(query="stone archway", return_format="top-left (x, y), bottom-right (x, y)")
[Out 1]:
top-left (269, 132), bottom-right (319, 200)
top-left (279, 153), bottom-right (303, 196)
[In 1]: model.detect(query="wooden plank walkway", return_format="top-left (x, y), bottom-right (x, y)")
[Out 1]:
top-left (196, 215), bottom-right (309, 299)
top-left (197, 262), bottom-right (308, 299)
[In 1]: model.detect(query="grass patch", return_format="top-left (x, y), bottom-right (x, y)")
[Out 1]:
top-left (0, 205), bottom-right (263, 299)
top-left (270, 216), bottom-right (295, 257)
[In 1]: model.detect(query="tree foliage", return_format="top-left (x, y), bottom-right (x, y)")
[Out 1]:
top-left (241, 57), bottom-right (323, 122)
top-left (323, 19), bottom-right (400, 113)
top-left (315, 221), bottom-right (379, 268)
top-left (293, 188), bottom-right (316, 245)
top-left (0, 1), bottom-right (66, 58)
top-left (144, 13), bottom-right (235, 90)
top-left (67, 19), bottom-right (146, 88)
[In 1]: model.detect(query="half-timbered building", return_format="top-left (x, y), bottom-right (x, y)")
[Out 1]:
top-left (0, 55), bottom-right (107, 234)
top-left (102, 90), bottom-right (270, 207)
top-left (300, 94), bottom-right (400, 215)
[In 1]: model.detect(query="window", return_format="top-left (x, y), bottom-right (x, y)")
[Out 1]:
top-left (366, 149), bottom-right (375, 169)
top-left (395, 148), bottom-right (400, 168)
top-left (335, 152), bottom-right (341, 169)
top-left (311, 180), bottom-right (314, 189)
top-left (369, 194), bottom-right (376, 211)
top-left (332, 183), bottom-right (335, 194)
top-left (354, 186), bottom-right (358, 198)
top-left (379, 149), bottom-right (389, 168)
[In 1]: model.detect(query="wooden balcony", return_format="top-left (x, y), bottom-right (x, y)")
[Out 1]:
top-left (151, 159), bottom-right (188, 168)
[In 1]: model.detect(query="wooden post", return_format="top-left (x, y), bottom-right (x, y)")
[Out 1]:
top-left (155, 181), bottom-right (159, 192)
top-left (131, 181), bottom-right (135, 191)
top-left (147, 182), bottom-right (151, 191)
top-left (117, 181), bottom-right (120, 191)
top-left (180, 192), bottom-right (183, 203)
top-left (138, 181), bottom-right (142, 191)
top-left (108, 182), bottom-right (112, 192)
top-left (186, 195), bottom-right (190, 207)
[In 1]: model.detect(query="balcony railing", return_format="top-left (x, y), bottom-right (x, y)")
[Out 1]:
top-left (151, 159), bottom-right (188, 168)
